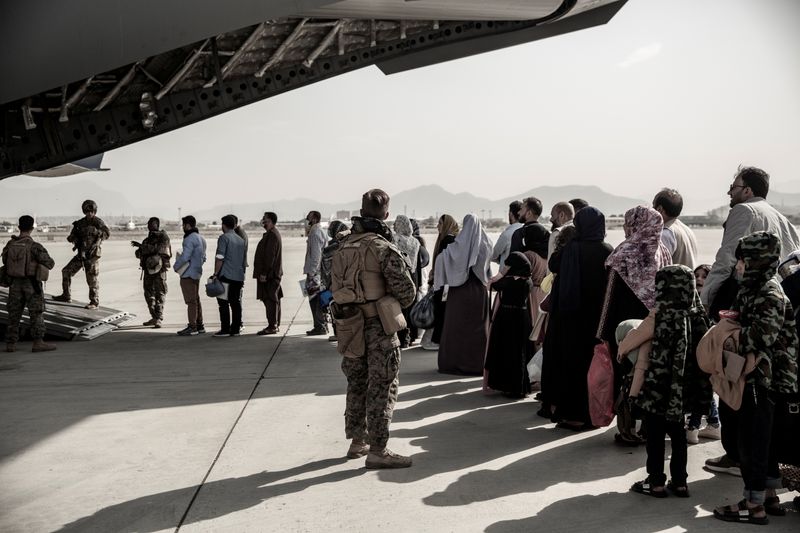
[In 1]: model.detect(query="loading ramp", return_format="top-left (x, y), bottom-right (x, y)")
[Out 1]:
top-left (0, 288), bottom-right (136, 340)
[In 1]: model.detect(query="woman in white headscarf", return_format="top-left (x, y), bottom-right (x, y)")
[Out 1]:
top-left (433, 214), bottom-right (493, 375)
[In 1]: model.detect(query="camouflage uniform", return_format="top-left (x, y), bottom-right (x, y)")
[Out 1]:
top-left (61, 216), bottom-right (110, 305)
top-left (729, 232), bottom-right (799, 505)
top-left (635, 265), bottom-right (712, 421)
top-left (336, 217), bottom-right (416, 451)
top-left (135, 229), bottom-right (171, 321)
top-left (2, 236), bottom-right (55, 343)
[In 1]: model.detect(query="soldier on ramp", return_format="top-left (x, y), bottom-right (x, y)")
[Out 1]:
top-left (53, 199), bottom-right (110, 309)
top-left (2, 215), bottom-right (56, 352)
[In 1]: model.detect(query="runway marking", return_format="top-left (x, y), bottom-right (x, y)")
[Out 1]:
top-left (174, 298), bottom-right (304, 532)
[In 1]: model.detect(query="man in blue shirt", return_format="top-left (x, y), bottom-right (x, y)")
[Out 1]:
top-left (213, 215), bottom-right (246, 337)
top-left (174, 215), bottom-right (207, 336)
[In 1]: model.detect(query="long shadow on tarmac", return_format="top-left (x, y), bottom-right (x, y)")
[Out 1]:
top-left (54, 458), bottom-right (362, 533)
top-left (485, 477), bottom-right (800, 532)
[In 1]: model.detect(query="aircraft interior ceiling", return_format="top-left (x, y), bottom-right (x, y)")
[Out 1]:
top-left (0, 0), bottom-right (627, 181)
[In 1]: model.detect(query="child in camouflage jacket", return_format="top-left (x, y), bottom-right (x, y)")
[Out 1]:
top-left (630, 265), bottom-right (711, 499)
top-left (714, 231), bottom-right (799, 525)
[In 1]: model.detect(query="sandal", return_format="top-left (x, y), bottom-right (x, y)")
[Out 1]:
top-left (631, 479), bottom-right (668, 498)
top-left (764, 496), bottom-right (785, 516)
top-left (666, 481), bottom-right (690, 498)
top-left (713, 499), bottom-right (768, 525)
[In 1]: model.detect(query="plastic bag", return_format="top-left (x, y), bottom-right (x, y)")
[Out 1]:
top-left (527, 348), bottom-right (543, 382)
top-left (409, 290), bottom-right (435, 329)
top-left (588, 341), bottom-right (615, 427)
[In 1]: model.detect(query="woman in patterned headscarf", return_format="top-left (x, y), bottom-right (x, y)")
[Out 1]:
top-left (597, 205), bottom-right (672, 443)
top-left (394, 215), bottom-right (420, 348)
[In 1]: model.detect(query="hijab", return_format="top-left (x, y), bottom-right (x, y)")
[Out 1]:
top-left (432, 214), bottom-right (459, 271)
top-left (522, 223), bottom-right (550, 259)
top-left (504, 251), bottom-right (532, 278)
top-left (393, 215), bottom-right (421, 271)
top-left (605, 205), bottom-right (672, 309)
top-left (433, 214), bottom-right (493, 289)
top-left (558, 207), bottom-right (606, 312)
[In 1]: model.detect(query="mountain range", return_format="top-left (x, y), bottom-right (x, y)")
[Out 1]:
top-left (6, 180), bottom-right (800, 223)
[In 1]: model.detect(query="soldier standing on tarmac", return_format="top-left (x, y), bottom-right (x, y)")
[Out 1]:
top-left (330, 189), bottom-right (417, 469)
top-left (53, 199), bottom-right (110, 309)
top-left (2, 215), bottom-right (56, 353)
top-left (131, 217), bottom-right (172, 328)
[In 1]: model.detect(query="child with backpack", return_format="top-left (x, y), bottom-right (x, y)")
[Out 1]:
top-left (622, 265), bottom-right (711, 498)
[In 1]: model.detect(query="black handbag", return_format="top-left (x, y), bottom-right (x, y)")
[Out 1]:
top-left (774, 393), bottom-right (800, 467)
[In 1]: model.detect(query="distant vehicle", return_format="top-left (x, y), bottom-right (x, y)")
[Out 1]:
top-left (26, 153), bottom-right (109, 178)
top-left (113, 216), bottom-right (146, 231)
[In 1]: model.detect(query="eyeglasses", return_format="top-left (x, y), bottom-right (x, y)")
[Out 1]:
top-left (728, 184), bottom-right (746, 193)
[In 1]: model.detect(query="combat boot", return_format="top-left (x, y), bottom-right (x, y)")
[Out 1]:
top-left (52, 294), bottom-right (71, 303)
top-left (365, 448), bottom-right (412, 469)
top-left (143, 318), bottom-right (158, 327)
top-left (5, 343), bottom-right (15, 353)
top-left (32, 340), bottom-right (57, 352)
top-left (346, 439), bottom-right (370, 459)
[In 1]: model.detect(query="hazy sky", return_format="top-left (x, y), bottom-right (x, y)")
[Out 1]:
top-left (2, 0), bottom-right (799, 215)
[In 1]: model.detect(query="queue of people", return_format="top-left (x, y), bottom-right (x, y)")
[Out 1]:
top-left (2, 168), bottom-right (799, 516)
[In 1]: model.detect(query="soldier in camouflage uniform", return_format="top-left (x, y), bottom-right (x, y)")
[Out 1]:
top-left (131, 217), bottom-right (172, 327)
top-left (630, 265), bottom-right (711, 498)
top-left (2, 216), bottom-right (57, 352)
top-left (53, 199), bottom-right (110, 309)
top-left (714, 231), bottom-right (799, 524)
top-left (331, 189), bottom-right (417, 469)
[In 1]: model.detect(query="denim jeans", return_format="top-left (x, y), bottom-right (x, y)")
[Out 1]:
top-left (688, 397), bottom-right (720, 429)
top-left (217, 277), bottom-right (244, 334)
top-left (737, 384), bottom-right (780, 505)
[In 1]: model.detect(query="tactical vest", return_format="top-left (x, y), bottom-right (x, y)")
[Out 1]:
top-left (4, 237), bottom-right (37, 278)
top-left (331, 233), bottom-right (391, 304)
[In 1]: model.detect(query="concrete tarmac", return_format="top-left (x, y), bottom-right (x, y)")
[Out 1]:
top-left (0, 238), bottom-right (798, 532)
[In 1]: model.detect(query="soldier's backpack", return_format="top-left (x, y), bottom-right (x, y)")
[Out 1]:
top-left (330, 233), bottom-right (389, 305)
top-left (4, 238), bottom-right (35, 278)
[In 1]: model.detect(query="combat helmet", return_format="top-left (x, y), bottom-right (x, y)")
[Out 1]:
top-left (82, 199), bottom-right (98, 213)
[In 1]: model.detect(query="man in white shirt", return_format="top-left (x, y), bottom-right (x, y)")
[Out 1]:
top-left (652, 188), bottom-right (697, 269)
top-left (491, 200), bottom-right (523, 267)
top-left (547, 201), bottom-right (575, 260)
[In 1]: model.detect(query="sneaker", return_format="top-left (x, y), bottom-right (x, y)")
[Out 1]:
top-left (229, 331), bottom-right (241, 337)
top-left (686, 428), bottom-right (700, 445)
top-left (52, 294), bottom-right (71, 303)
top-left (306, 327), bottom-right (328, 336)
top-left (365, 449), bottom-right (412, 469)
top-left (177, 326), bottom-right (198, 336)
top-left (213, 330), bottom-right (230, 338)
top-left (698, 424), bottom-right (722, 440)
top-left (705, 454), bottom-right (741, 476)
top-left (258, 327), bottom-right (279, 335)
top-left (346, 440), bottom-right (370, 459)
top-left (196, 324), bottom-right (206, 334)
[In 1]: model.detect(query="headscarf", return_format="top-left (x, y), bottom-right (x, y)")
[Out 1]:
top-left (393, 215), bottom-right (421, 271)
top-left (328, 220), bottom-right (348, 240)
top-left (432, 214), bottom-right (459, 273)
top-left (735, 231), bottom-right (780, 292)
top-left (605, 205), bottom-right (672, 309)
top-left (558, 207), bottom-right (606, 312)
top-left (433, 214), bottom-right (493, 289)
top-left (521, 223), bottom-right (550, 259)
top-left (410, 218), bottom-right (427, 249)
top-left (504, 251), bottom-right (532, 278)
top-left (637, 265), bottom-right (709, 421)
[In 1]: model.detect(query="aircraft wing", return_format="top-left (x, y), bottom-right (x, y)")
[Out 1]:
top-left (27, 154), bottom-right (109, 178)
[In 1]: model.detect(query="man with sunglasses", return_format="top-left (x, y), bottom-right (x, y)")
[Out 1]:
top-left (702, 165), bottom-right (800, 478)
